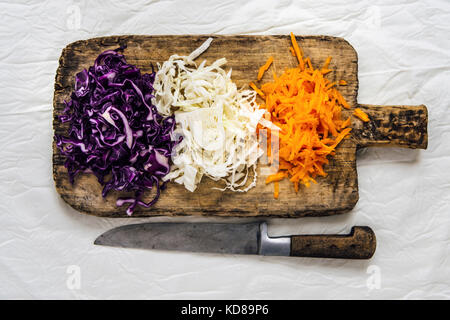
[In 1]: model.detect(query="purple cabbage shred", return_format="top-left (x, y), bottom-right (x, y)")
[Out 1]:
top-left (55, 47), bottom-right (175, 215)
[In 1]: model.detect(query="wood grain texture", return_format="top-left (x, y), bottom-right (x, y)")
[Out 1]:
top-left (53, 35), bottom-right (428, 218)
top-left (354, 104), bottom-right (428, 149)
top-left (290, 226), bottom-right (376, 259)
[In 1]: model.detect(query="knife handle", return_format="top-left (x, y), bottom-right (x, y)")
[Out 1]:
top-left (290, 226), bottom-right (376, 259)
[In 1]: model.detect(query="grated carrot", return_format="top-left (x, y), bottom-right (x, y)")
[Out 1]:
top-left (290, 32), bottom-right (305, 70)
top-left (257, 56), bottom-right (274, 80)
top-left (341, 117), bottom-right (351, 129)
top-left (339, 80), bottom-right (347, 85)
top-left (274, 181), bottom-right (279, 199)
top-left (265, 171), bottom-right (287, 184)
top-left (289, 46), bottom-right (296, 57)
top-left (257, 32), bottom-right (352, 197)
top-left (353, 108), bottom-right (370, 122)
top-left (323, 56), bottom-right (332, 69)
top-left (249, 82), bottom-right (265, 98)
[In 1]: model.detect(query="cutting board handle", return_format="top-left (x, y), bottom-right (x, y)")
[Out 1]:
top-left (290, 226), bottom-right (376, 259)
top-left (353, 104), bottom-right (428, 149)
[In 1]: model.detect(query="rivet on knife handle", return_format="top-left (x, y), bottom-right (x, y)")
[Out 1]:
top-left (290, 226), bottom-right (376, 259)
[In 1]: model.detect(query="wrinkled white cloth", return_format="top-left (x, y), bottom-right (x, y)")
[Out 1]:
top-left (0, 0), bottom-right (449, 299)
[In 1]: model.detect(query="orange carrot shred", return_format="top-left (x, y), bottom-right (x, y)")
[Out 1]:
top-left (289, 46), bottom-right (296, 57)
top-left (257, 56), bottom-right (274, 80)
top-left (341, 117), bottom-right (351, 129)
top-left (274, 182), bottom-right (279, 199)
top-left (323, 56), bottom-right (332, 69)
top-left (290, 32), bottom-right (305, 70)
top-left (249, 82), bottom-right (265, 98)
top-left (339, 80), bottom-right (347, 85)
top-left (304, 57), bottom-right (313, 70)
top-left (254, 32), bottom-right (353, 198)
top-left (353, 108), bottom-right (370, 122)
top-left (265, 172), bottom-right (287, 184)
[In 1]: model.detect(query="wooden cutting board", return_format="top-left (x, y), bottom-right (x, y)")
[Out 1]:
top-left (53, 35), bottom-right (428, 218)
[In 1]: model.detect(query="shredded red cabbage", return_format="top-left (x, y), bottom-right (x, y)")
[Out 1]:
top-left (55, 46), bottom-right (176, 215)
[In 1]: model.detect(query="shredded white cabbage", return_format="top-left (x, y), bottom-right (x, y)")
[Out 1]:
top-left (154, 38), bottom-right (278, 192)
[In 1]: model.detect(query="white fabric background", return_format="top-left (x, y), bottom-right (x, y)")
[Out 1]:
top-left (0, 0), bottom-right (449, 299)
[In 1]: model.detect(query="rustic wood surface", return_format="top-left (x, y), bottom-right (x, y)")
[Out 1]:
top-left (354, 104), bottom-right (428, 149)
top-left (290, 226), bottom-right (376, 259)
top-left (53, 35), bottom-right (428, 218)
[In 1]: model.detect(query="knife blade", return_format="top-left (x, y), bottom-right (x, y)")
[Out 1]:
top-left (94, 222), bottom-right (376, 259)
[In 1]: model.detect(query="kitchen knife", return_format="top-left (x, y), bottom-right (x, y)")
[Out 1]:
top-left (94, 222), bottom-right (376, 259)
